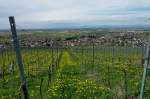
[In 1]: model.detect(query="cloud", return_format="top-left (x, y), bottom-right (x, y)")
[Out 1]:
top-left (0, 0), bottom-right (150, 29)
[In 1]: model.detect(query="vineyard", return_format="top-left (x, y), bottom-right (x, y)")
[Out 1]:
top-left (0, 17), bottom-right (149, 99)
top-left (0, 44), bottom-right (150, 98)
top-left (1, 0), bottom-right (150, 98)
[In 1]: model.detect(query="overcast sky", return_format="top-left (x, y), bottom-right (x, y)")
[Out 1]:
top-left (0, 0), bottom-right (150, 29)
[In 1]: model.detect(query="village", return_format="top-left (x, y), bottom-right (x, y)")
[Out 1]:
top-left (0, 29), bottom-right (148, 48)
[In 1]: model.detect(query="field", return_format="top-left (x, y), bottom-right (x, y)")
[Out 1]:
top-left (0, 30), bottom-right (150, 99)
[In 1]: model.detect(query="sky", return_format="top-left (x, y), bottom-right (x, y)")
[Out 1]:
top-left (0, 0), bottom-right (150, 29)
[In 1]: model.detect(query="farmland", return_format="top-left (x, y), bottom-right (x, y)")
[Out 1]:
top-left (0, 29), bottom-right (150, 99)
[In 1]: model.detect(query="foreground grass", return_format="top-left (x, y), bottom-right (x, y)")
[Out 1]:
top-left (0, 47), bottom-right (150, 98)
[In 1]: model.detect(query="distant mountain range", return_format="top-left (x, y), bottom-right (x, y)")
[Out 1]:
top-left (0, 24), bottom-right (150, 32)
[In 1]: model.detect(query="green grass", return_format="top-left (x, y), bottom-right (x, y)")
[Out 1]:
top-left (0, 46), bottom-right (150, 99)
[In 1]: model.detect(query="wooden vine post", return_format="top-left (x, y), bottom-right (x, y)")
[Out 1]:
top-left (9, 16), bottom-right (30, 99)
top-left (51, 40), bottom-right (54, 81)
